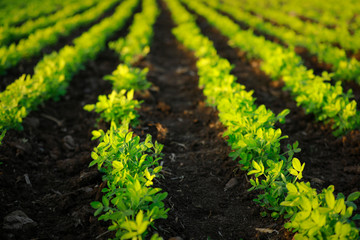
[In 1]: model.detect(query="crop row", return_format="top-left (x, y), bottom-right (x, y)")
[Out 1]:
top-left (84, 0), bottom-right (168, 239)
top-left (182, 0), bottom-right (359, 137)
top-left (259, 0), bottom-right (360, 32)
top-left (229, 0), bottom-right (360, 53)
top-left (207, 0), bottom-right (360, 85)
top-left (0, 0), bottom-right (120, 75)
top-left (0, 0), bottom-right (99, 46)
top-left (165, 0), bottom-right (360, 238)
top-left (0, 0), bottom-right (73, 27)
top-left (0, 0), bottom-right (138, 144)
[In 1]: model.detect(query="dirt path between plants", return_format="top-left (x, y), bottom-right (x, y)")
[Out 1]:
top-left (132, 3), bottom-right (293, 239)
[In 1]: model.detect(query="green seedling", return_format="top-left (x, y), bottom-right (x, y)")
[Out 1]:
top-left (84, 89), bottom-right (141, 126)
top-left (104, 64), bottom-right (151, 91)
top-left (90, 123), bottom-right (168, 239)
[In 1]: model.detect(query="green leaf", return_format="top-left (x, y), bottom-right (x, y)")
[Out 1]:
top-left (292, 158), bottom-right (302, 172)
top-left (136, 210), bottom-right (144, 226)
top-left (0, 130), bottom-right (6, 145)
top-left (89, 160), bottom-right (97, 167)
top-left (281, 198), bottom-right (300, 207)
top-left (90, 201), bottom-right (103, 209)
top-left (91, 151), bottom-right (98, 160)
top-left (91, 130), bottom-right (102, 140)
top-left (125, 132), bottom-right (133, 143)
top-left (153, 166), bottom-right (162, 173)
top-left (299, 218), bottom-right (315, 229)
top-left (325, 190), bottom-right (335, 209)
top-left (139, 154), bottom-right (147, 167)
top-left (248, 169), bottom-right (260, 175)
top-left (122, 231), bottom-right (138, 239)
top-left (293, 141), bottom-right (299, 149)
top-left (300, 196), bottom-right (312, 211)
top-left (102, 196), bottom-right (109, 208)
top-left (94, 207), bottom-right (103, 217)
top-left (284, 222), bottom-right (292, 229)
top-left (136, 211), bottom-right (149, 234)
top-left (271, 212), bottom-right (279, 219)
top-left (286, 183), bottom-right (298, 193)
top-left (347, 191), bottom-right (360, 202)
top-left (344, 206), bottom-right (354, 218)
top-left (252, 160), bottom-right (261, 171)
top-left (334, 198), bottom-right (345, 214)
top-left (112, 161), bottom-right (123, 169)
top-left (249, 179), bottom-right (256, 187)
top-left (145, 134), bottom-right (153, 148)
top-left (289, 168), bottom-right (298, 176)
top-left (83, 104), bottom-right (95, 112)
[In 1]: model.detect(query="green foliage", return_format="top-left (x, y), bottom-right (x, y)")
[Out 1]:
top-left (281, 183), bottom-right (360, 239)
top-left (104, 64), bottom-right (151, 91)
top-left (0, 0), bottom-right (119, 74)
top-left (109, 0), bottom-right (159, 65)
top-left (166, 0), bottom-right (360, 238)
top-left (224, 0), bottom-right (360, 52)
top-left (90, 123), bottom-right (168, 239)
top-left (211, 0), bottom-right (360, 84)
top-left (0, 0), bottom-right (139, 133)
top-left (0, 0), bottom-right (70, 27)
top-left (0, 0), bottom-right (99, 46)
top-left (185, 0), bottom-right (360, 136)
top-left (84, 89), bottom-right (141, 126)
top-left (89, 0), bottom-right (164, 238)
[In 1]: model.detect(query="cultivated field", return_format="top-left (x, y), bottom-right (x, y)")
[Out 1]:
top-left (0, 0), bottom-right (359, 239)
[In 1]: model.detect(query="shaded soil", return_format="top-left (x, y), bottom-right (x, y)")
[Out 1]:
top-left (0, 1), bottom-right (359, 240)
top-left (0, 47), bottom-right (116, 240)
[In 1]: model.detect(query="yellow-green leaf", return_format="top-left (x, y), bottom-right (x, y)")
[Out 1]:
top-left (325, 190), bottom-right (335, 209)
top-left (292, 158), bottom-right (302, 171)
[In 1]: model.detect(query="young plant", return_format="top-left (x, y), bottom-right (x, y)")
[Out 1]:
top-left (104, 64), bottom-right (151, 91)
top-left (90, 123), bottom-right (168, 239)
top-left (281, 183), bottom-right (360, 239)
top-left (83, 89), bottom-right (141, 126)
top-left (0, 0), bottom-right (139, 133)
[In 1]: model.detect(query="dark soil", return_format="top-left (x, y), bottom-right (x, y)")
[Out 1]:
top-left (0, 46), bottom-right (116, 240)
top-left (0, 0), bottom-right (359, 240)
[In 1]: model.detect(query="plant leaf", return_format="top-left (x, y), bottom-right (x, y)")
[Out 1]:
top-left (292, 158), bottom-right (302, 171)
top-left (347, 191), bottom-right (360, 202)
